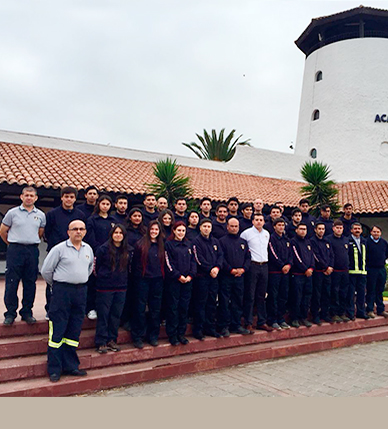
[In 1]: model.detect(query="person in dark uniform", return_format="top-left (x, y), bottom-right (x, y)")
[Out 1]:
top-left (158, 209), bottom-right (175, 240)
top-left (274, 201), bottom-right (289, 224)
top-left (239, 203), bottom-right (253, 233)
top-left (174, 198), bottom-right (188, 224)
top-left (199, 197), bottom-right (213, 221)
top-left (186, 211), bottom-right (200, 242)
top-left (192, 218), bottom-right (223, 340)
top-left (366, 225), bottom-right (388, 319)
top-left (94, 224), bottom-right (131, 354)
top-left (1, 186), bottom-right (46, 325)
top-left (212, 204), bottom-right (228, 240)
top-left (310, 222), bottom-right (334, 325)
top-left (298, 199), bottom-right (316, 238)
top-left (264, 206), bottom-right (282, 235)
top-left (227, 197), bottom-right (240, 219)
top-left (218, 218), bottom-right (251, 336)
top-left (289, 222), bottom-right (315, 328)
top-left (131, 220), bottom-right (165, 349)
top-left (44, 186), bottom-right (86, 318)
top-left (112, 195), bottom-right (128, 225)
top-left (85, 195), bottom-right (116, 319)
top-left (267, 218), bottom-right (292, 330)
top-left (286, 208), bottom-right (302, 239)
top-left (316, 205), bottom-right (334, 236)
top-left (327, 220), bottom-right (350, 323)
top-left (41, 220), bottom-right (94, 382)
top-left (347, 222), bottom-right (368, 320)
top-left (142, 193), bottom-right (158, 227)
top-left (339, 203), bottom-right (358, 237)
top-left (165, 221), bottom-right (196, 345)
top-left (77, 185), bottom-right (99, 219)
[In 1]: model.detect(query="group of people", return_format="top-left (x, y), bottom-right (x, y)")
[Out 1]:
top-left (1, 186), bottom-right (387, 383)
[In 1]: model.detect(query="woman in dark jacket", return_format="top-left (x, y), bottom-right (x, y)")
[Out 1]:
top-left (158, 209), bottom-right (175, 240)
top-left (95, 224), bottom-right (131, 354)
top-left (126, 208), bottom-right (146, 247)
top-left (186, 210), bottom-right (200, 242)
top-left (131, 220), bottom-right (165, 349)
top-left (165, 221), bottom-right (196, 345)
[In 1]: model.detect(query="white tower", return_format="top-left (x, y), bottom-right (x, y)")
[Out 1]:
top-left (294, 6), bottom-right (388, 181)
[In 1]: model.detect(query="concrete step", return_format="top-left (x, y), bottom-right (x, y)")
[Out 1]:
top-left (1, 324), bottom-right (388, 397)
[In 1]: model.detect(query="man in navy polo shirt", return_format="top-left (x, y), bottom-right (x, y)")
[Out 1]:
top-left (0, 186), bottom-right (46, 325)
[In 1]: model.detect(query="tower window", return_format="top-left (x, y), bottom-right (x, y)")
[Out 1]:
top-left (312, 110), bottom-right (320, 121)
top-left (310, 148), bottom-right (317, 159)
top-left (315, 71), bottom-right (323, 82)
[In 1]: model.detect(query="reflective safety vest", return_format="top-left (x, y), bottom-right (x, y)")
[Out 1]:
top-left (349, 242), bottom-right (367, 275)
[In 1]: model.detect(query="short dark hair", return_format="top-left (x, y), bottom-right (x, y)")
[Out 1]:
top-left (270, 205), bottom-right (281, 213)
top-left (200, 197), bottom-right (212, 205)
top-left (351, 222), bottom-right (362, 230)
top-left (85, 185), bottom-right (98, 194)
top-left (371, 225), bottom-right (383, 233)
top-left (199, 218), bottom-right (212, 226)
top-left (241, 202), bottom-right (253, 211)
top-left (253, 213), bottom-right (265, 221)
top-left (296, 222), bottom-right (308, 229)
top-left (344, 203), bottom-right (353, 209)
top-left (61, 186), bottom-right (78, 198)
top-left (216, 203), bottom-right (228, 212)
top-left (320, 204), bottom-right (330, 211)
top-left (115, 194), bottom-right (128, 203)
top-left (227, 197), bottom-right (239, 205)
top-left (291, 208), bottom-right (302, 216)
top-left (174, 197), bottom-right (186, 204)
top-left (299, 198), bottom-right (310, 206)
top-left (144, 193), bottom-right (155, 200)
top-left (315, 222), bottom-right (326, 229)
top-left (333, 220), bottom-right (343, 227)
top-left (273, 218), bottom-right (285, 226)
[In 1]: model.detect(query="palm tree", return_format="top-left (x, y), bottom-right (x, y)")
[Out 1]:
top-left (182, 128), bottom-right (251, 162)
top-left (147, 157), bottom-right (193, 207)
top-left (300, 161), bottom-right (340, 217)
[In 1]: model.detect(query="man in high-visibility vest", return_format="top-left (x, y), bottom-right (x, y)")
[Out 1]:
top-left (346, 222), bottom-right (369, 320)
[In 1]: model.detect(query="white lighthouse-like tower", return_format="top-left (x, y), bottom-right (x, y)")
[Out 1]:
top-left (294, 6), bottom-right (388, 181)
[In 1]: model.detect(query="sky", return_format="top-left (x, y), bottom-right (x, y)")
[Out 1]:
top-left (0, 0), bottom-right (386, 158)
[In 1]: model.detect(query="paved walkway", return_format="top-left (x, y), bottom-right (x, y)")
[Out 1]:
top-left (87, 341), bottom-right (388, 397)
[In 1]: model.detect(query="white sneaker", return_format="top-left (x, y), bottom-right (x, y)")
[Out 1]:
top-left (87, 310), bottom-right (97, 320)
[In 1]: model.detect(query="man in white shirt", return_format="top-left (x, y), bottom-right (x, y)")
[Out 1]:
top-left (241, 214), bottom-right (273, 332)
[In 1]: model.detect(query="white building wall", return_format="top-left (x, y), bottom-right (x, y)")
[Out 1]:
top-left (295, 38), bottom-right (388, 181)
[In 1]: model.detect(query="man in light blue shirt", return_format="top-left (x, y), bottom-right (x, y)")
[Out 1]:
top-left (41, 219), bottom-right (93, 383)
top-left (0, 186), bottom-right (46, 326)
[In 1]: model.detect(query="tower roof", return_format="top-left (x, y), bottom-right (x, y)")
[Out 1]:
top-left (295, 5), bottom-right (388, 57)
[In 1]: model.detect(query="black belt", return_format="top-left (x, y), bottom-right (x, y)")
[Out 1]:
top-left (252, 261), bottom-right (267, 266)
top-left (53, 281), bottom-right (86, 289)
top-left (9, 243), bottom-right (39, 247)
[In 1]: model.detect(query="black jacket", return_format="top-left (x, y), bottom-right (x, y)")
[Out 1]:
top-left (268, 232), bottom-right (292, 273)
top-left (132, 241), bottom-right (164, 278)
top-left (366, 236), bottom-right (388, 269)
top-left (165, 239), bottom-right (196, 279)
top-left (85, 214), bottom-right (117, 252)
top-left (327, 235), bottom-right (349, 271)
top-left (316, 216), bottom-right (333, 236)
top-left (219, 233), bottom-right (250, 275)
top-left (290, 235), bottom-right (315, 275)
top-left (192, 234), bottom-right (223, 277)
top-left (310, 235), bottom-right (334, 271)
top-left (212, 219), bottom-right (228, 240)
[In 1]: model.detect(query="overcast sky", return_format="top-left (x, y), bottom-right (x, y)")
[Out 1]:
top-left (0, 1), bottom-right (385, 158)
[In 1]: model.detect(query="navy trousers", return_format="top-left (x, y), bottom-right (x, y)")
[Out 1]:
top-left (165, 279), bottom-right (192, 339)
top-left (366, 267), bottom-right (386, 314)
top-left (311, 271), bottom-right (331, 319)
top-left (217, 275), bottom-right (245, 331)
top-left (95, 290), bottom-right (126, 346)
top-left (47, 282), bottom-right (87, 376)
top-left (131, 277), bottom-right (163, 343)
top-left (330, 271), bottom-right (349, 316)
top-left (4, 243), bottom-right (39, 319)
top-left (347, 274), bottom-right (367, 318)
top-left (289, 274), bottom-right (312, 321)
top-left (192, 276), bottom-right (219, 335)
top-left (267, 273), bottom-right (289, 325)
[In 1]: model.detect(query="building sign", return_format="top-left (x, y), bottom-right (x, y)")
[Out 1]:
top-left (375, 114), bottom-right (388, 122)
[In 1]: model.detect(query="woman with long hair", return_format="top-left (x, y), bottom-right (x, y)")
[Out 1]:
top-left (131, 220), bottom-right (165, 349)
top-left (158, 209), bottom-right (175, 240)
top-left (165, 221), bottom-right (196, 345)
top-left (95, 224), bottom-right (130, 353)
top-left (126, 207), bottom-right (146, 248)
top-left (85, 194), bottom-right (116, 320)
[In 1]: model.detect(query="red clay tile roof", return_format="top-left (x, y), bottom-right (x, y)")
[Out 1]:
top-left (0, 141), bottom-right (387, 214)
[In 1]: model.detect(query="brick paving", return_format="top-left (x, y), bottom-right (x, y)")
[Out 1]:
top-left (86, 341), bottom-right (388, 397)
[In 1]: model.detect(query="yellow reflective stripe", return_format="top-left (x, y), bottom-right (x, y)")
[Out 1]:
top-left (349, 243), bottom-right (367, 275)
top-left (63, 338), bottom-right (79, 347)
top-left (362, 244), bottom-right (367, 274)
top-left (353, 245), bottom-right (359, 272)
top-left (48, 320), bottom-right (63, 348)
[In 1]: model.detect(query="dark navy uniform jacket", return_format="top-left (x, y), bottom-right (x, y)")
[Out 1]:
top-left (112, 212), bottom-right (127, 225)
top-left (316, 216), bottom-right (334, 236)
top-left (192, 234), bottom-right (223, 277)
top-left (77, 202), bottom-right (95, 219)
top-left (132, 241), bottom-right (163, 278)
top-left (327, 235), bottom-right (349, 271)
top-left (239, 217), bottom-right (252, 234)
top-left (310, 235), bottom-right (334, 271)
top-left (165, 239), bottom-right (196, 280)
top-left (142, 209), bottom-right (158, 227)
top-left (264, 221), bottom-right (275, 235)
top-left (366, 236), bottom-right (388, 269)
top-left (290, 235), bottom-right (315, 275)
top-left (45, 205), bottom-right (86, 252)
top-left (339, 215), bottom-right (358, 237)
top-left (95, 242), bottom-right (130, 291)
top-left (268, 232), bottom-right (292, 273)
top-left (85, 214), bottom-right (116, 252)
top-left (219, 233), bottom-right (250, 275)
top-left (174, 213), bottom-right (188, 225)
top-left (285, 222), bottom-right (297, 240)
top-left (186, 227), bottom-right (199, 243)
top-left (301, 212), bottom-right (316, 238)
top-left (127, 227), bottom-right (144, 248)
top-left (212, 219), bottom-right (227, 240)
